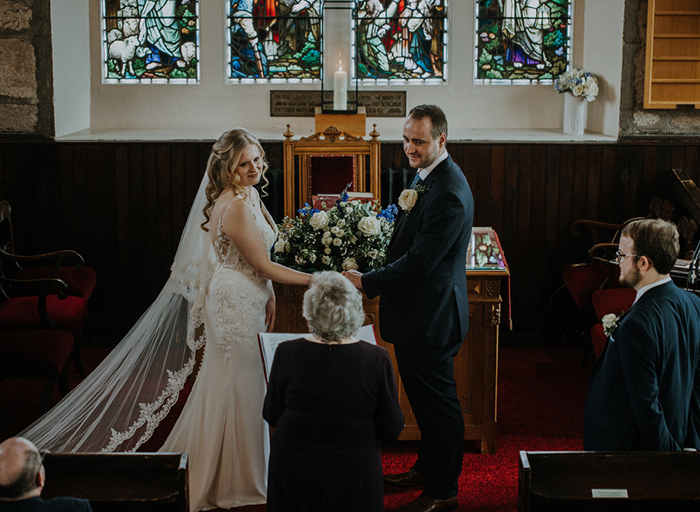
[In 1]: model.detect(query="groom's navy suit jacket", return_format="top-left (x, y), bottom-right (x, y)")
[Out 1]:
top-left (362, 154), bottom-right (474, 349)
top-left (584, 281), bottom-right (700, 451)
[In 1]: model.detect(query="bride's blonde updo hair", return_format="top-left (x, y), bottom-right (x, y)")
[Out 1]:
top-left (201, 128), bottom-right (269, 231)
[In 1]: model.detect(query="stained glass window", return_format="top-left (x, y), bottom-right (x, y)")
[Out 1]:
top-left (228, 1), bottom-right (322, 81)
top-left (354, 0), bottom-right (448, 82)
top-left (101, 0), bottom-right (199, 83)
top-left (475, 0), bottom-right (571, 84)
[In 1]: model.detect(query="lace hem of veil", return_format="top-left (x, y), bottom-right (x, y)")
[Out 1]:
top-left (101, 299), bottom-right (207, 453)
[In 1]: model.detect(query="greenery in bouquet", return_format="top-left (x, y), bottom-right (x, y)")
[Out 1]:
top-left (272, 192), bottom-right (397, 272)
top-left (554, 68), bottom-right (599, 102)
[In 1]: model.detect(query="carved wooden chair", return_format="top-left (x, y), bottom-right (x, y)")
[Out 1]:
top-left (0, 200), bottom-right (96, 300)
top-left (0, 275), bottom-right (82, 411)
top-left (282, 124), bottom-right (381, 218)
top-left (557, 197), bottom-right (675, 366)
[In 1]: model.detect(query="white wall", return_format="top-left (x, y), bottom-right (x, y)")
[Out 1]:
top-left (52, 0), bottom-right (623, 141)
top-left (51, 0), bottom-right (91, 138)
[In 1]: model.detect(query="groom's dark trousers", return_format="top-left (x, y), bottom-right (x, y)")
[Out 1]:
top-left (362, 154), bottom-right (474, 499)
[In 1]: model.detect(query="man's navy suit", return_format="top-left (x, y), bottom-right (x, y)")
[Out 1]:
top-left (362, 154), bottom-right (474, 498)
top-left (0, 496), bottom-right (92, 512)
top-left (584, 280), bottom-right (700, 451)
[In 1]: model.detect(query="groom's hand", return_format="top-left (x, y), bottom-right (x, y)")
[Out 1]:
top-left (343, 270), bottom-right (364, 291)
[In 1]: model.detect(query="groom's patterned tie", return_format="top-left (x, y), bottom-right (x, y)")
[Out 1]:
top-left (410, 173), bottom-right (423, 189)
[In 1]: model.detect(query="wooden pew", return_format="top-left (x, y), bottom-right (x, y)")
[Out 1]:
top-left (519, 450), bottom-right (700, 512)
top-left (41, 452), bottom-right (188, 512)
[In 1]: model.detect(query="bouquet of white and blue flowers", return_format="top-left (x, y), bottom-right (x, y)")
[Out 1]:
top-left (272, 191), bottom-right (397, 272)
top-left (554, 68), bottom-right (599, 102)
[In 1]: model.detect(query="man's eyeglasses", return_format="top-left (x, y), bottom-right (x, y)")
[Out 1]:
top-left (615, 251), bottom-right (641, 263)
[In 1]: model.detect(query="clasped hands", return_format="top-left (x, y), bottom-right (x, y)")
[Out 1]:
top-left (342, 270), bottom-right (364, 291)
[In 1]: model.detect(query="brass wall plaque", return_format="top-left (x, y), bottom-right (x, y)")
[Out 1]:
top-left (270, 91), bottom-right (406, 117)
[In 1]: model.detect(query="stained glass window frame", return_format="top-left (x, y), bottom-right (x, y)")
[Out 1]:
top-left (473, 0), bottom-right (572, 85)
top-left (226, 1), bottom-right (323, 84)
top-left (101, 0), bottom-right (200, 85)
top-left (353, 0), bottom-right (449, 85)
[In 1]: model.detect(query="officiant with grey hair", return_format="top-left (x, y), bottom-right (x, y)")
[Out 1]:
top-left (263, 271), bottom-right (403, 512)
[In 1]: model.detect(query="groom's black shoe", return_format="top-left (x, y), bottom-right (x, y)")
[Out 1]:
top-left (393, 494), bottom-right (459, 512)
top-left (383, 469), bottom-right (429, 487)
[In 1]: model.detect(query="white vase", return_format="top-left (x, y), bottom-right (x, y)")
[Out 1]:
top-left (563, 94), bottom-right (588, 136)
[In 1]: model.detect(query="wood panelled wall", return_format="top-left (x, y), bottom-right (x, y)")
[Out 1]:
top-left (1, 139), bottom-right (699, 331)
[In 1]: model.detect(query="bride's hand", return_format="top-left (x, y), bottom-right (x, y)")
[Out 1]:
top-left (265, 292), bottom-right (276, 332)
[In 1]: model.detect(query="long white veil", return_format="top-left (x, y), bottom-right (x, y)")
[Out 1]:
top-left (20, 173), bottom-right (216, 453)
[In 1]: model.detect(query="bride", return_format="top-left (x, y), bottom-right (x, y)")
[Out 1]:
top-left (19, 129), bottom-right (311, 511)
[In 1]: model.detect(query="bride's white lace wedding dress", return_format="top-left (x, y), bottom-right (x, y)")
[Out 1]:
top-left (160, 195), bottom-right (277, 511)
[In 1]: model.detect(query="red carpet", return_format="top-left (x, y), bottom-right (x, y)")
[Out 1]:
top-left (0, 345), bottom-right (589, 512)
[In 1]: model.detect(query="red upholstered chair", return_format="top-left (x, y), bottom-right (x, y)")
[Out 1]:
top-left (0, 275), bottom-right (87, 379)
top-left (0, 329), bottom-right (75, 412)
top-left (588, 287), bottom-right (637, 360)
top-left (0, 200), bottom-right (96, 300)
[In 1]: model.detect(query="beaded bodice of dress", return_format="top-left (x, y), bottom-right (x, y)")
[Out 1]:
top-left (213, 197), bottom-right (277, 279)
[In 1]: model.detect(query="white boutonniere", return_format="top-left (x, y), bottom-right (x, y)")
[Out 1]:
top-left (602, 311), bottom-right (626, 337)
top-left (398, 184), bottom-right (429, 215)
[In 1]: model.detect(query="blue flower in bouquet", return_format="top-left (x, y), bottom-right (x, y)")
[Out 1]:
top-left (272, 193), bottom-right (396, 272)
top-left (377, 204), bottom-right (398, 223)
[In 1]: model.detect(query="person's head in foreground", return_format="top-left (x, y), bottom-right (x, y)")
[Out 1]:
top-left (0, 437), bottom-right (45, 501)
top-left (303, 271), bottom-right (364, 343)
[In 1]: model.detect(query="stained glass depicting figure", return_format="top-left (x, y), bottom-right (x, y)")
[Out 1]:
top-left (475, 0), bottom-right (570, 83)
top-left (102, 0), bottom-right (199, 83)
top-left (228, 0), bottom-right (322, 81)
top-left (355, 0), bottom-right (447, 81)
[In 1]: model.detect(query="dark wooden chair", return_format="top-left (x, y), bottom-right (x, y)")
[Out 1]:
top-left (0, 200), bottom-right (96, 300)
top-left (0, 274), bottom-right (87, 379)
top-left (519, 450), bottom-right (700, 512)
top-left (42, 452), bottom-right (189, 512)
top-left (0, 328), bottom-right (75, 412)
top-left (557, 197), bottom-right (676, 367)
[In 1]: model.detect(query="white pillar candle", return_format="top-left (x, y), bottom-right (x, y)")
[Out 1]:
top-left (333, 61), bottom-right (348, 111)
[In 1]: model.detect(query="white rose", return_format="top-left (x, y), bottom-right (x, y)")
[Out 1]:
top-left (332, 238), bottom-right (342, 246)
top-left (602, 313), bottom-right (617, 331)
top-left (274, 239), bottom-right (287, 253)
top-left (342, 257), bottom-right (359, 271)
top-left (331, 226), bottom-right (340, 235)
top-left (309, 211), bottom-right (329, 230)
top-left (324, 248), bottom-right (331, 255)
top-left (398, 189), bottom-right (418, 211)
top-left (337, 219), bottom-right (346, 227)
top-left (358, 216), bottom-right (381, 236)
top-left (573, 84), bottom-right (584, 96)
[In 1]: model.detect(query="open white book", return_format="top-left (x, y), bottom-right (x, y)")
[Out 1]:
top-left (257, 324), bottom-right (377, 383)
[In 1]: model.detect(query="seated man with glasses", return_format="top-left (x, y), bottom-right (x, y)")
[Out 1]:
top-left (584, 218), bottom-right (700, 451)
top-left (0, 437), bottom-right (92, 511)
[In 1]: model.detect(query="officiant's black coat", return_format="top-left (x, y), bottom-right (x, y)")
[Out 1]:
top-left (362, 154), bottom-right (473, 498)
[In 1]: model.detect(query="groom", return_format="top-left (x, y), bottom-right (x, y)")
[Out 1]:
top-left (344, 104), bottom-right (473, 512)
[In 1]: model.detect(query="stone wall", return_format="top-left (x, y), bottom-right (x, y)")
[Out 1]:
top-left (0, 0), bottom-right (54, 136)
top-left (619, 0), bottom-right (700, 137)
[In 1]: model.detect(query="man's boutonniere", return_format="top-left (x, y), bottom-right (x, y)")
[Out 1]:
top-left (602, 311), bottom-right (626, 337)
top-left (398, 184), bottom-right (429, 216)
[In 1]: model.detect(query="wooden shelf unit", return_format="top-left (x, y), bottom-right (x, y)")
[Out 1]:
top-left (644, 0), bottom-right (700, 109)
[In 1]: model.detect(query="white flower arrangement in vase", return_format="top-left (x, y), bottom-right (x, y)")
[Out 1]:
top-left (554, 68), bottom-right (599, 102)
